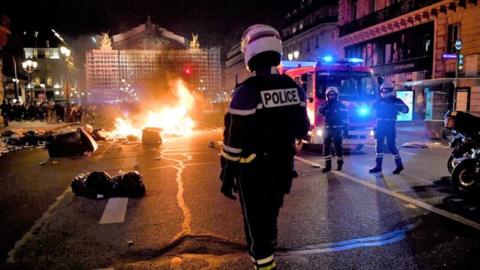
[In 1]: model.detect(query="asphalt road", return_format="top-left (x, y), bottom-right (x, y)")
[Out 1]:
top-left (0, 127), bottom-right (479, 269)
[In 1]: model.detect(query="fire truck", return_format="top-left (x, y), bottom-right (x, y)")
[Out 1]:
top-left (279, 57), bottom-right (378, 150)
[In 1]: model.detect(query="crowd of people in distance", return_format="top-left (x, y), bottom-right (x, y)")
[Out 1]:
top-left (1, 100), bottom-right (89, 127)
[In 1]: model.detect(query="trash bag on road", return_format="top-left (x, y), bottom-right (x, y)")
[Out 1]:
top-left (71, 171), bottom-right (146, 199)
top-left (84, 171), bottom-right (113, 198)
top-left (47, 128), bottom-right (98, 157)
top-left (71, 173), bottom-right (88, 196)
top-left (111, 171), bottom-right (146, 198)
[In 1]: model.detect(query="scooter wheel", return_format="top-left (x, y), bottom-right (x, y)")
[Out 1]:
top-left (451, 158), bottom-right (480, 195)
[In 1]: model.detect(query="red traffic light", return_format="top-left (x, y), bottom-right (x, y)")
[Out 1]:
top-left (185, 68), bottom-right (191, 74)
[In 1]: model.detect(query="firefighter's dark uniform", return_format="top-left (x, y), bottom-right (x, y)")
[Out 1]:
top-left (220, 73), bottom-right (310, 268)
top-left (371, 95), bottom-right (409, 173)
top-left (317, 100), bottom-right (348, 172)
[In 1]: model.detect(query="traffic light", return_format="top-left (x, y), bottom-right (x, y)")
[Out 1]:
top-left (458, 54), bottom-right (464, 71)
top-left (184, 67), bottom-right (191, 75)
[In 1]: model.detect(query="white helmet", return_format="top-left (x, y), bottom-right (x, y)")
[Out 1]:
top-left (380, 83), bottom-right (395, 98)
top-left (241, 24), bottom-right (283, 72)
top-left (325, 86), bottom-right (339, 101)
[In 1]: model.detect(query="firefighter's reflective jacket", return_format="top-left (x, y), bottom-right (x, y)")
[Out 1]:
top-left (317, 100), bottom-right (349, 130)
top-left (221, 73), bottom-right (310, 181)
top-left (373, 96), bottom-right (409, 123)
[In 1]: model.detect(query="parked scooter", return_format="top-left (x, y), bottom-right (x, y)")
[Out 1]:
top-left (444, 110), bottom-right (480, 195)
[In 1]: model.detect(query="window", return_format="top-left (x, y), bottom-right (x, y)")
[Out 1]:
top-left (47, 76), bottom-right (52, 87)
top-left (447, 24), bottom-right (460, 53)
top-left (369, 0), bottom-right (376, 13)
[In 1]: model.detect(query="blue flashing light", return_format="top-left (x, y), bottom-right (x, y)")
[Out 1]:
top-left (321, 55), bottom-right (334, 62)
top-left (348, 58), bottom-right (364, 63)
top-left (357, 106), bottom-right (370, 117)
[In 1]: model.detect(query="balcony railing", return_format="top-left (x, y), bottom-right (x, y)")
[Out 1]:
top-left (339, 0), bottom-right (441, 37)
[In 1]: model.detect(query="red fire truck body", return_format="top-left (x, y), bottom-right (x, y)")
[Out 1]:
top-left (280, 58), bottom-right (377, 149)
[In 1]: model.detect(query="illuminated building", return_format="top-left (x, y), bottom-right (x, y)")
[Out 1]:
top-left (85, 18), bottom-right (221, 103)
top-left (338, 0), bottom-right (480, 119)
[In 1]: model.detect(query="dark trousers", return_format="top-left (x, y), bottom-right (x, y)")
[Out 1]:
top-left (2, 115), bottom-right (8, 127)
top-left (237, 158), bottom-right (287, 265)
top-left (375, 125), bottom-right (399, 157)
top-left (323, 128), bottom-right (343, 160)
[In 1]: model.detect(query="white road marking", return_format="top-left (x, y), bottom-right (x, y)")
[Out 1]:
top-left (295, 156), bottom-right (480, 231)
top-left (7, 188), bottom-right (71, 263)
top-left (99, 198), bottom-right (129, 224)
top-left (364, 144), bottom-right (416, 156)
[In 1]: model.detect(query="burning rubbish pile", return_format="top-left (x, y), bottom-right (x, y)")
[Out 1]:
top-left (104, 80), bottom-right (196, 142)
top-left (71, 171), bottom-right (146, 199)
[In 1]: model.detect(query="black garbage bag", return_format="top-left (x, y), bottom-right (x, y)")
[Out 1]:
top-left (6, 137), bottom-right (22, 146)
top-left (111, 171), bottom-right (146, 198)
top-left (2, 130), bottom-right (16, 137)
top-left (84, 171), bottom-right (113, 198)
top-left (21, 130), bottom-right (40, 146)
top-left (71, 173), bottom-right (88, 196)
top-left (46, 128), bottom-right (98, 157)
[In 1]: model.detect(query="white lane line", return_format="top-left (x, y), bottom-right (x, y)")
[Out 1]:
top-left (99, 198), bottom-right (129, 224)
top-left (295, 156), bottom-right (480, 231)
top-left (7, 187), bottom-right (71, 263)
top-left (363, 144), bottom-right (416, 156)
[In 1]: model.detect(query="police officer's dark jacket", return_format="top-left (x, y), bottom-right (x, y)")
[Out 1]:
top-left (317, 100), bottom-right (348, 129)
top-left (373, 96), bottom-right (409, 122)
top-left (221, 73), bottom-right (310, 170)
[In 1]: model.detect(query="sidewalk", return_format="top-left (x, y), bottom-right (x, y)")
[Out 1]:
top-left (0, 121), bottom-right (78, 133)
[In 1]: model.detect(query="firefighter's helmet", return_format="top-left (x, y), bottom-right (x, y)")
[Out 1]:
top-left (241, 24), bottom-right (282, 72)
top-left (325, 86), bottom-right (339, 101)
top-left (380, 83), bottom-right (395, 98)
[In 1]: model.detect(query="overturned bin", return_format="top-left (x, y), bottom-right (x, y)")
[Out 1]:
top-left (142, 127), bottom-right (162, 145)
top-left (47, 128), bottom-right (98, 157)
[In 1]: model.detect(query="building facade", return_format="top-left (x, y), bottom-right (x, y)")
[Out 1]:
top-left (85, 20), bottom-right (222, 103)
top-left (23, 46), bottom-right (77, 103)
top-left (339, 0), bottom-right (480, 119)
top-left (282, 0), bottom-right (340, 61)
top-left (224, 0), bottom-right (340, 95)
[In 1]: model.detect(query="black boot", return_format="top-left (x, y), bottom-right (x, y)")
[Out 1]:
top-left (369, 157), bottom-right (383, 173)
top-left (393, 157), bottom-right (404, 174)
top-left (337, 159), bottom-right (344, 171)
top-left (322, 160), bottom-right (332, 173)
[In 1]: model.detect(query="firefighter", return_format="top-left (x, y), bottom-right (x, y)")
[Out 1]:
top-left (369, 82), bottom-right (409, 174)
top-left (317, 86), bottom-right (348, 172)
top-left (220, 24), bottom-right (310, 270)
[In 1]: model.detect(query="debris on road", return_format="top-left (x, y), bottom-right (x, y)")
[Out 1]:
top-left (207, 140), bottom-right (216, 148)
top-left (401, 141), bottom-right (428, 148)
top-left (71, 171), bottom-right (146, 199)
top-left (1, 129), bottom-right (54, 155)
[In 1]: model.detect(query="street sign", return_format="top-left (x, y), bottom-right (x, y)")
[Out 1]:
top-left (455, 40), bottom-right (462, 51)
top-left (442, 53), bottom-right (457, 59)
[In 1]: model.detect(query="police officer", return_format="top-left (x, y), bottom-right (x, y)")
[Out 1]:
top-left (220, 24), bottom-right (310, 270)
top-left (369, 83), bottom-right (409, 174)
top-left (317, 86), bottom-right (348, 172)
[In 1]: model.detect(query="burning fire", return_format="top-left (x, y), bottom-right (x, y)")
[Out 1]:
top-left (107, 80), bottom-right (196, 140)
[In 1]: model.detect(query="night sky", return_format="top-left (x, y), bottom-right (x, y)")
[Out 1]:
top-left (6, 0), bottom-right (296, 49)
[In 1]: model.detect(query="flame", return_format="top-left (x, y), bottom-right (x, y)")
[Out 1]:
top-left (106, 80), bottom-right (196, 140)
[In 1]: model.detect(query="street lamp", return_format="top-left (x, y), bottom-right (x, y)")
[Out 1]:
top-left (60, 46), bottom-right (72, 120)
top-left (22, 58), bottom-right (38, 103)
